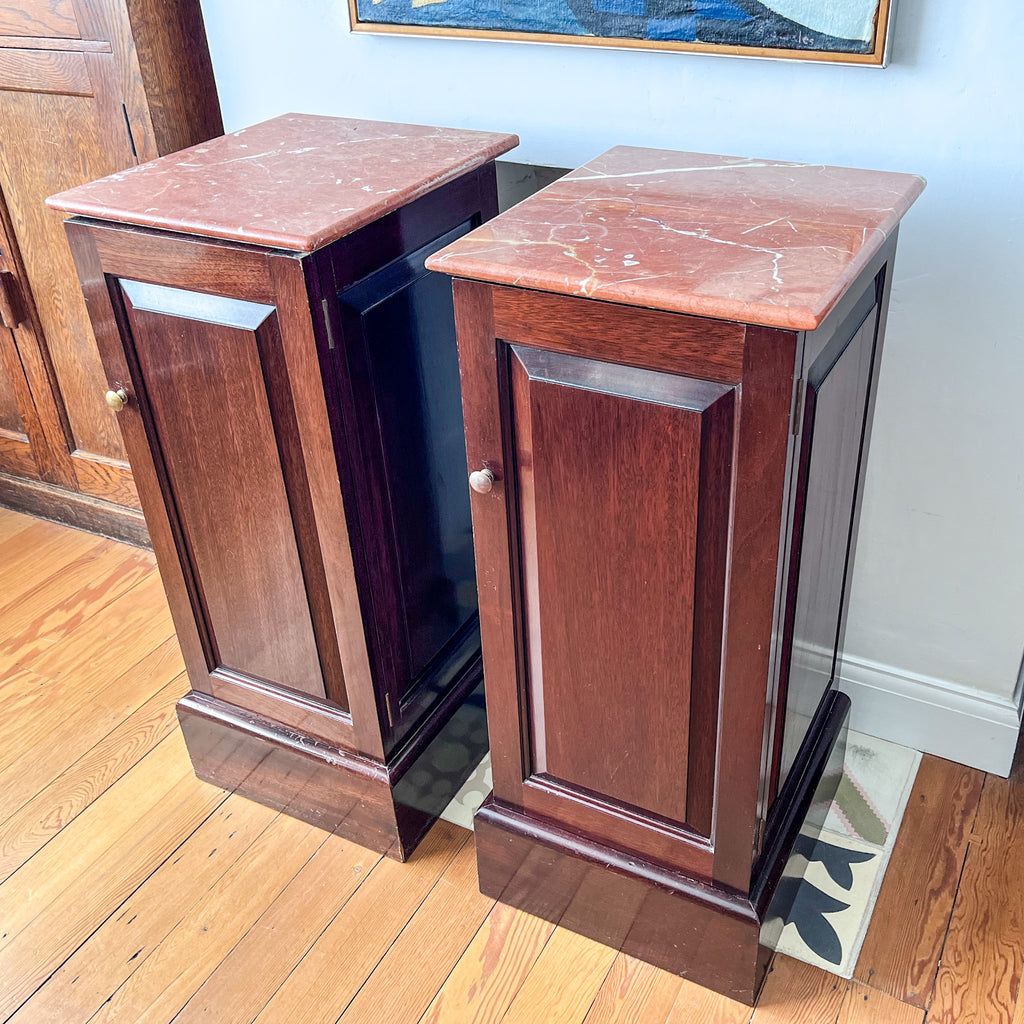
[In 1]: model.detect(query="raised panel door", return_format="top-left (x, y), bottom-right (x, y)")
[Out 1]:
top-left (119, 279), bottom-right (335, 704)
top-left (506, 346), bottom-right (734, 864)
top-left (0, 49), bottom-right (140, 507)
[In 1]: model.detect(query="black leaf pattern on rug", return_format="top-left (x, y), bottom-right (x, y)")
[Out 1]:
top-left (774, 875), bottom-right (849, 965)
top-left (793, 833), bottom-right (877, 891)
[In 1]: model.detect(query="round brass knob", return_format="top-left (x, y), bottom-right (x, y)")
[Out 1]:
top-left (469, 467), bottom-right (495, 494)
top-left (105, 388), bottom-right (129, 412)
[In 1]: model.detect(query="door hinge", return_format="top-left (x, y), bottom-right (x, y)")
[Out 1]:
top-left (792, 378), bottom-right (805, 435)
top-left (321, 298), bottom-right (336, 350)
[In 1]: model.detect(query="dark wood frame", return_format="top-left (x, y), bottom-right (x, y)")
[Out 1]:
top-left (447, 231), bottom-right (898, 1000)
top-left (62, 162), bottom-right (502, 860)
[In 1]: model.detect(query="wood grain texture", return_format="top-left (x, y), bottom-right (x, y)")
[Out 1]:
top-left (0, 516), bottom-right (102, 600)
top-left (582, 954), bottom-right (683, 1024)
top-left (501, 927), bottom-right (618, 1024)
top-left (419, 901), bottom-right (556, 1024)
top-left (838, 983), bottom-right (923, 1024)
top-left (510, 346), bottom-right (729, 829)
top-left (492, 285), bottom-right (745, 383)
top-left (336, 840), bottom-right (495, 1024)
top-left (124, 290), bottom-right (326, 698)
top-left (86, 813), bottom-right (327, 1024)
top-left (0, 673), bottom-right (184, 882)
top-left (0, 0), bottom-right (220, 538)
top-left (0, 537), bottom-right (153, 670)
top-left (0, 0), bottom-right (80, 38)
top-left (120, 0), bottom-right (222, 156)
top-left (928, 760), bottom-right (1024, 1024)
top-left (0, 47), bottom-right (90, 94)
top-left (0, 513), bottom-right (1020, 1024)
top-left (10, 793), bottom-right (280, 1024)
top-left (0, 504), bottom-right (31, 541)
top-left (0, 470), bottom-right (149, 545)
top-left (853, 756), bottom-right (984, 1006)
top-left (665, 980), bottom-right (753, 1024)
top-left (0, 736), bottom-right (223, 1016)
top-left (750, 956), bottom-right (847, 1024)
top-left (253, 820), bottom-right (469, 1024)
top-left (169, 833), bottom-right (381, 1024)
top-left (0, 81), bottom-right (131, 463)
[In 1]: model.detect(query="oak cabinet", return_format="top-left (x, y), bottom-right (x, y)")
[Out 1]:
top-left (428, 146), bottom-right (924, 1000)
top-left (50, 114), bottom-right (518, 859)
top-left (0, 0), bottom-right (222, 542)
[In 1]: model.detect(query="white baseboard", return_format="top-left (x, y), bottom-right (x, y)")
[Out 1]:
top-left (835, 651), bottom-right (1023, 777)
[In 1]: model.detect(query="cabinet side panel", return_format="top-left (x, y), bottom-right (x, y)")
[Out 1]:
top-left (777, 300), bottom-right (879, 785)
top-left (511, 346), bottom-right (729, 829)
top-left (123, 285), bottom-right (326, 699)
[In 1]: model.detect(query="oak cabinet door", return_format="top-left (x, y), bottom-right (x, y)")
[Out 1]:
top-left (504, 345), bottom-right (734, 865)
top-left (0, 49), bottom-right (140, 508)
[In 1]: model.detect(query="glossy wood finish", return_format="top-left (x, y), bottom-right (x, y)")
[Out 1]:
top-left (120, 281), bottom-right (328, 701)
top-left (62, 152), bottom-right (505, 858)
top-left (0, 509), bottom-right (1019, 1024)
top-left (509, 346), bottom-right (733, 848)
top-left (442, 220), bottom-right (903, 997)
top-left (0, 0), bottom-right (221, 542)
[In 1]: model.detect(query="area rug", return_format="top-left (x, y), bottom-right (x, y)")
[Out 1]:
top-left (770, 730), bottom-right (921, 977)
top-left (440, 730), bottom-right (920, 980)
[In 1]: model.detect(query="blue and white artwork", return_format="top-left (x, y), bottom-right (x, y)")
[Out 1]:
top-left (353, 0), bottom-right (888, 60)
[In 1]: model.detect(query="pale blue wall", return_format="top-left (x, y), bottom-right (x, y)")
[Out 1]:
top-left (199, 0), bottom-right (1024, 703)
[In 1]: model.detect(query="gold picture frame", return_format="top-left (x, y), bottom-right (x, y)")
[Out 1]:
top-left (349, 0), bottom-right (895, 66)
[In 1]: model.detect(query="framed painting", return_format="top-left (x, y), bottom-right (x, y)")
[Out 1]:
top-left (349, 0), bottom-right (895, 65)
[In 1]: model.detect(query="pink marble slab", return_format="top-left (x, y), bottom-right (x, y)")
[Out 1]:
top-left (47, 114), bottom-right (518, 252)
top-left (426, 146), bottom-right (924, 330)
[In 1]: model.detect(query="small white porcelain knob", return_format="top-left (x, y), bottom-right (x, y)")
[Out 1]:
top-left (469, 468), bottom-right (495, 494)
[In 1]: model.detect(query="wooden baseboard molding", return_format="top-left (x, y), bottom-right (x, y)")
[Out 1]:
top-left (0, 471), bottom-right (150, 547)
top-left (792, 641), bottom-right (1024, 777)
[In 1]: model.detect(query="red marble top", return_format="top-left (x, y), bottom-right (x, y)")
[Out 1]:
top-left (426, 146), bottom-right (924, 330)
top-left (47, 114), bottom-right (519, 252)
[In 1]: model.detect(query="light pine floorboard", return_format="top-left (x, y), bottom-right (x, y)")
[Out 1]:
top-left (0, 506), bottom-right (1021, 1024)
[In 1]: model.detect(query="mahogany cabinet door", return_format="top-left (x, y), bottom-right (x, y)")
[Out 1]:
top-left (494, 344), bottom-right (734, 873)
top-left (113, 277), bottom-right (338, 709)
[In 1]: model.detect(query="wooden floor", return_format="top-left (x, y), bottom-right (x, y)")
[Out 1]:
top-left (0, 507), bottom-right (1019, 1024)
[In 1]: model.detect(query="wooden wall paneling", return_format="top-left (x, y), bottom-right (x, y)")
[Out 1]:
top-left (0, 48), bottom-right (90, 93)
top-left (120, 0), bottom-right (223, 156)
top-left (0, 0), bottom-right (221, 540)
top-left (0, 0), bottom-right (81, 38)
top-left (0, 54), bottom-right (141, 502)
top-left (0, 179), bottom-right (77, 487)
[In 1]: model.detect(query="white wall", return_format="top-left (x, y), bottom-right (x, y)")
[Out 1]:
top-left (199, 0), bottom-right (1024, 768)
